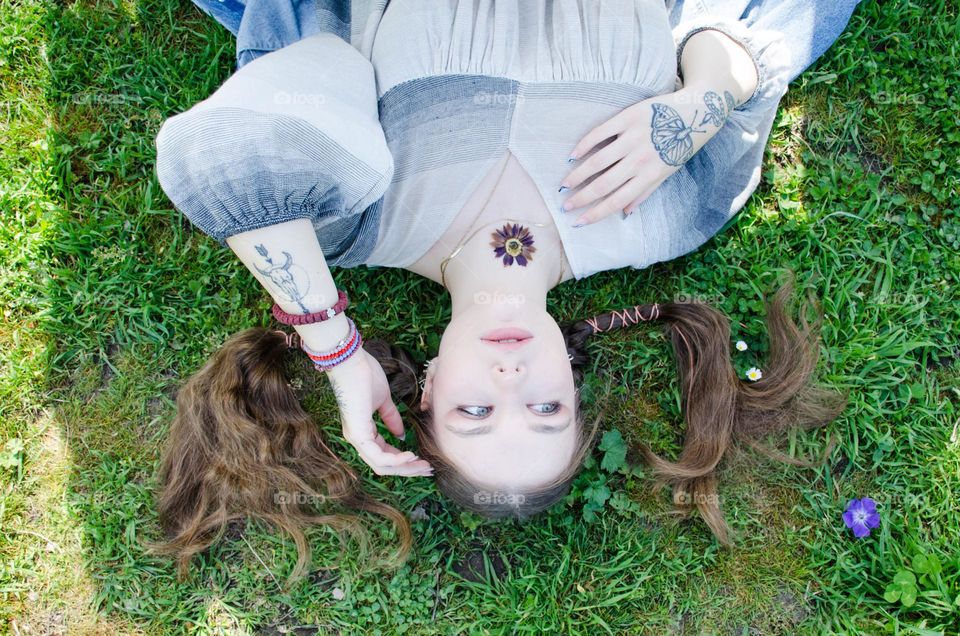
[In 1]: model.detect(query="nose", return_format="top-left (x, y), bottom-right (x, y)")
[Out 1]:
top-left (493, 362), bottom-right (524, 379)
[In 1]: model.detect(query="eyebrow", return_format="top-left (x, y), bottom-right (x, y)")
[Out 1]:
top-left (443, 417), bottom-right (573, 437)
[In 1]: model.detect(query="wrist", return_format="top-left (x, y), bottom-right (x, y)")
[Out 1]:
top-left (296, 313), bottom-right (352, 351)
top-left (324, 345), bottom-right (365, 377)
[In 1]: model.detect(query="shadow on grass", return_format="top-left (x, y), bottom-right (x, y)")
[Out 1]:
top-left (37, 0), bottom-right (310, 631)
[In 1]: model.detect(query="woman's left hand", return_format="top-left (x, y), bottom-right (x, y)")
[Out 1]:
top-left (559, 86), bottom-right (734, 226)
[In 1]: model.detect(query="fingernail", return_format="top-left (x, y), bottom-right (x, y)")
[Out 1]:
top-left (399, 432), bottom-right (406, 441)
top-left (567, 155), bottom-right (577, 163)
top-left (558, 185), bottom-right (569, 193)
top-left (560, 201), bottom-right (571, 212)
top-left (572, 222), bottom-right (585, 229)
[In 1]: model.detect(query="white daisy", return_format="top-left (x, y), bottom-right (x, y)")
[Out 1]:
top-left (745, 367), bottom-right (763, 381)
top-left (735, 340), bottom-right (748, 351)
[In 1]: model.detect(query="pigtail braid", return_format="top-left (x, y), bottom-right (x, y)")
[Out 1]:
top-left (561, 281), bottom-right (846, 544)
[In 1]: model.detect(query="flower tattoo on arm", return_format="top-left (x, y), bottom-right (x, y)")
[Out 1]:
top-left (700, 90), bottom-right (737, 127)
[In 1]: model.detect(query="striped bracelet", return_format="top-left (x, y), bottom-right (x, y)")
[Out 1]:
top-left (300, 317), bottom-right (363, 371)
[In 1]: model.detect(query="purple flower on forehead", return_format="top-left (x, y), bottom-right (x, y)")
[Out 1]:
top-left (489, 223), bottom-right (537, 267)
top-left (842, 497), bottom-right (881, 538)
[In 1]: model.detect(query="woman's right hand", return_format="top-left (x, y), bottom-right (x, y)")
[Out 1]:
top-left (325, 348), bottom-right (434, 477)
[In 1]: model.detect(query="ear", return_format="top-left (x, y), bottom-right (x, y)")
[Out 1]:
top-left (419, 357), bottom-right (437, 411)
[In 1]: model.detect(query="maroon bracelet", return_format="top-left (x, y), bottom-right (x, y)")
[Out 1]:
top-left (272, 289), bottom-right (349, 326)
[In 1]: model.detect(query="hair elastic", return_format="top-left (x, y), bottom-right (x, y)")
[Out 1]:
top-left (274, 330), bottom-right (300, 350)
top-left (585, 303), bottom-right (661, 334)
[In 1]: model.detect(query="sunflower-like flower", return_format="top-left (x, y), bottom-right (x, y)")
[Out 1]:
top-left (490, 223), bottom-right (536, 267)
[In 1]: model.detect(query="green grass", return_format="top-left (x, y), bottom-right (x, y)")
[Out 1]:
top-left (1, 0), bottom-right (958, 633)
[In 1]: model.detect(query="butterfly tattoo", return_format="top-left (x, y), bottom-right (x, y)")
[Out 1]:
top-left (650, 103), bottom-right (706, 167)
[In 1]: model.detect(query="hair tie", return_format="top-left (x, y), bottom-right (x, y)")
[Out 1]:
top-left (585, 303), bottom-right (661, 334)
top-left (274, 330), bottom-right (300, 349)
top-left (585, 316), bottom-right (602, 334)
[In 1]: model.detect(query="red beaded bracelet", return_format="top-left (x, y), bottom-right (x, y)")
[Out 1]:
top-left (272, 289), bottom-right (349, 326)
top-left (303, 328), bottom-right (359, 362)
top-left (300, 317), bottom-right (363, 371)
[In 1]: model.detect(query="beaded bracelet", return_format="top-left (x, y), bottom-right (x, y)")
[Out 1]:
top-left (272, 289), bottom-right (349, 326)
top-left (300, 317), bottom-right (363, 371)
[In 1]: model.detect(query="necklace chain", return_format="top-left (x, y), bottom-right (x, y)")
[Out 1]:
top-left (440, 155), bottom-right (564, 289)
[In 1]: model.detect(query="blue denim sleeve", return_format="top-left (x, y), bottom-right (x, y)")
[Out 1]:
top-left (670, 0), bottom-right (863, 110)
top-left (187, 0), bottom-right (349, 70)
top-left (189, 0), bottom-right (247, 37)
top-left (235, 0), bottom-right (348, 68)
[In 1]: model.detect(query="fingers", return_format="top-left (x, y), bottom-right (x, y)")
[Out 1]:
top-left (357, 443), bottom-right (433, 477)
top-left (562, 136), bottom-right (631, 192)
top-left (573, 176), bottom-right (648, 226)
top-left (361, 453), bottom-right (434, 477)
top-left (348, 429), bottom-right (434, 477)
top-left (623, 174), bottom-right (670, 216)
top-left (358, 437), bottom-right (417, 464)
top-left (563, 157), bottom-right (638, 215)
top-left (377, 399), bottom-right (405, 440)
top-left (568, 111), bottom-right (629, 161)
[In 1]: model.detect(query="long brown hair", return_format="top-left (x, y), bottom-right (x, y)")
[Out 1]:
top-left (143, 329), bottom-right (412, 589)
top-left (369, 278), bottom-right (846, 544)
top-left (147, 279), bottom-right (845, 584)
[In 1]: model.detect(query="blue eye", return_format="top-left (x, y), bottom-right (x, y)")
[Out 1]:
top-left (458, 405), bottom-right (493, 418)
top-left (530, 402), bottom-right (561, 415)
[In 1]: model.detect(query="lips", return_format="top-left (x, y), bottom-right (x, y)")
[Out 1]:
top-left (481, 327), bottom-right (534, 350)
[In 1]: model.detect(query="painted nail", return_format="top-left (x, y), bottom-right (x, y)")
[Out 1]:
top-left (567, 155), bottom-right (577, 163)
top-left (558, 185), bottom-right (569, 193)
top-left (572, 223), bottom-right (585, 229)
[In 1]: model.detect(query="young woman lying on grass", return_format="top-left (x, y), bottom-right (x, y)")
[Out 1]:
top-left (146, 0), bottom-right (861, 584)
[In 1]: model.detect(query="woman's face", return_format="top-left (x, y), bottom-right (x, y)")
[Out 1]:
top-left (422, 305), bottom-right (578, 491)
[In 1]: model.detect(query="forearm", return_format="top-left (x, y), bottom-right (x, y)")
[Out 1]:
top-left (679, 29), bottom-right (759, 107)
top-left (226, 218), bottom-right (351, 351)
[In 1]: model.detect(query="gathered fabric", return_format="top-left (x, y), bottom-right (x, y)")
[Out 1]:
top-left (156, 0), bottom-right (862, 278)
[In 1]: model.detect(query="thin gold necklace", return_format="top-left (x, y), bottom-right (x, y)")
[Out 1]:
top-left (440, 156), bottom-right (564, 289)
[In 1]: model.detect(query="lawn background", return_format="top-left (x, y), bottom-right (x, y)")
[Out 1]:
top-left (1, 0), bottom-right (958, 633)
